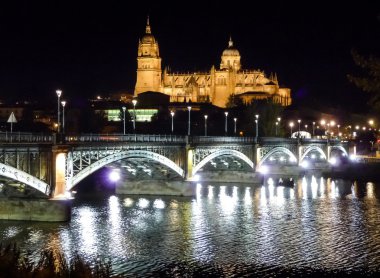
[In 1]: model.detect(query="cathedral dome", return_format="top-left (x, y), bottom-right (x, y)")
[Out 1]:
top-left (141, 33), bottom-right (156, 44)
top-left (222, 37), bottom-right (240, 56)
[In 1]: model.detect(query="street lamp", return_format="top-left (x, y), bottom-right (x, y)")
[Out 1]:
top-left (132, 99), bottom-right (137, 133)
top-left (289, 122), bottom-right (294, 137)
top-left (234, 118), bottom-right (237, 135)
top-left (204, 115), bottom-right (208, 136)
top-left (122, 106), bottom-right (126, 135)
top-left (170, 111), bottom-right (175, 133)
top-left (312, 122), bottom-right (316, 137)
top-left (255, 114), bottom-right (259, 140)
top-left (187, 106), bottom-right (192, 136)
top-left (56, 90), bottom-right (62, 133)
top-left (224, 111), bottom-right (229, 135)
top-left (61, 101), bottom-right (66, 134)
top-left (297, 119), bottom-right (301, 133)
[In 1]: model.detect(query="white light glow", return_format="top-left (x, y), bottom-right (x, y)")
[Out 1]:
top-left (329, 157), bottom-right (337, 165)
top-left (123, 198), bottom-right (134, 207)
top-left (301, 160), bottom-right (309, 168)
top-left (137, 198), bottom-right (149, 209)
top-left (109, 170), bottom-right (120, 182)
top-left (153, 199), bottom-right (165, 209)
top-left (257, 165), bottom-right (269, 174)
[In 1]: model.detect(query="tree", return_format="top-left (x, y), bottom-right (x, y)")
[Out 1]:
top-left (348, 50), bottom-right (380, 113)
top-left (245, 99), bottom-right (284, 136)
top-left (226, 94), bottom-right (243, 108)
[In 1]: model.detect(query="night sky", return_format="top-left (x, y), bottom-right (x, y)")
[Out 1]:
top-left (0, 0), bottom-right (379, 112)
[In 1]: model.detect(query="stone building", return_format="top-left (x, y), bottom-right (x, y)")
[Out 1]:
top-left (134, 18), bottom-right (291, 108)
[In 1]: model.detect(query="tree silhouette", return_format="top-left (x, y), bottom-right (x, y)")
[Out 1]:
top-left (348, 49), bottom-right (380, 113)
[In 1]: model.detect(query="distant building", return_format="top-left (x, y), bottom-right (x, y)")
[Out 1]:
top-left (134, 18), bottom-right (292, 108)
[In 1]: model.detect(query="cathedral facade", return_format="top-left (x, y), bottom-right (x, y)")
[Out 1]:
top-left (134, 19), bottom-right (291, 108)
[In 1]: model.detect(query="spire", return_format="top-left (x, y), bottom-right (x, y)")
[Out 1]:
top-left (228, 36), bottom-right (233, 48)
top-left (146, 15), bottom-right (151, 34)
top-left (274, 72), bottom-right (278, 83)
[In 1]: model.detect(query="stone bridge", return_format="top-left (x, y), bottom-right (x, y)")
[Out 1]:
top-left (0, 132), bottom-right (348, 199)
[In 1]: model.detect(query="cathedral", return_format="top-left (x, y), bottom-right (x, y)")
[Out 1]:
top-left (134, 18), bottom-right (291, 108)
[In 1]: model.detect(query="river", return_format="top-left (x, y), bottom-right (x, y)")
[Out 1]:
top-left (1, 176), bottom-right (380, 277)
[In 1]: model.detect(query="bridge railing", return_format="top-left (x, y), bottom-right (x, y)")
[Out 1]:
top-left (0, 132), bottom-right (53, 143)
top-left (65, 134), bottom-right (187, 143)
top-left (191, 136), bottom-right (255, 144)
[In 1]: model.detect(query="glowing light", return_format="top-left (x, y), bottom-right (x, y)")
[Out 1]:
top-left (329, 157), bottom-right (337, 165)
top-left (350, 154), bottom-right (357, 161)
top-left (311, 154), bottom-right (316, 159)
top-left (257, 165), bottom-right (269, 174)
top-left (109, 170), bottom-right (120, 182)
top-left (123, 198), bottom-right (134, 207)
top-left (268, 177), bottom-right (274, 186)
top-left (153, 199), bottom-right (165, 209)
top-left (301, 160), bottom-right (309, 168)
top-left (137, 198), bottom-right (149, 209)
top-left (193, 174), bottom-right (200, 182)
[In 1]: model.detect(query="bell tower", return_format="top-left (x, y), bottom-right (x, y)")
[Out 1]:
top-left (134, 17), bottom-right (162, 95)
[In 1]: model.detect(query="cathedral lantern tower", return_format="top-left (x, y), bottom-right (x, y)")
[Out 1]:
top-left (220, 37), bottom-right (241, 71)
top-left (134, 17), bottom-right (162, 95)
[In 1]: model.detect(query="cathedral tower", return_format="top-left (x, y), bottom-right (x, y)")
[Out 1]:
top-left (134, 17), bottom-right (162, 95)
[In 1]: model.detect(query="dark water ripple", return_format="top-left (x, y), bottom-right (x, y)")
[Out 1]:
top-left (1, 178), bottom-right (380, 276)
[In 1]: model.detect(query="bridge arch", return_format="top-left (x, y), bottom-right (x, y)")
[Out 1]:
top-left (192, 149), bottom-right (254, 176)
top-left (67, 150), bottom-right (184, 191)
top-left (300, 146), bottom-right (327, 162)
top-left (0, 162), bottom-right (50, 196)
top-left (258, 147), bottom-right (298, 166)
top-left (329, 146), bottom-right (348, 157)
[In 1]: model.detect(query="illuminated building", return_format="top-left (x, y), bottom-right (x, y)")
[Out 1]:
top-left (134, 17), bottom-right (292, 108)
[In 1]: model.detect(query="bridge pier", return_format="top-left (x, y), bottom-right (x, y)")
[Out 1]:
top-left (51, 145), bottom-right (71, 199)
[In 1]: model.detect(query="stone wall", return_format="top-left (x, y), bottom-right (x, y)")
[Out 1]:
top-left (116, 180), bottom-right (195, 196)
top-left (0, 199), bottom-right (71, 222)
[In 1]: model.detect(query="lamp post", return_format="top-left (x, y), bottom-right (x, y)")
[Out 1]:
top-left (187, 106), bottom-right (191, 136)
top-left (132, 99), bottom-right (137, 133)
top-left (56, 90), bottom-right (62, 133)
top-left (170, 111), bottom-right (175, 133)
top-left (122, 106), bottom-right (126, 135)
top-left (61, 101), bottom-right (66, 134)
top-left (289, 122), bottom-right (294, 137)
top-left (234, 118), bottom-right (237, 135)
top-left (277, 117), bottom-right (281, 137)
top-left (255, 114), bottom-right (259, 141)
top-left (224, 111), bottom-right (229, 135)
top-left (204, 115), bottom-right (208, 136)
top-left (312, 122), bottom-right (315, 137)
top-left (297, 119), bottom-right (301, 134)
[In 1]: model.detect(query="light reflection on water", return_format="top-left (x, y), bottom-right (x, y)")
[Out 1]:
top-left (0, 176), bottom-right (380, 276)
